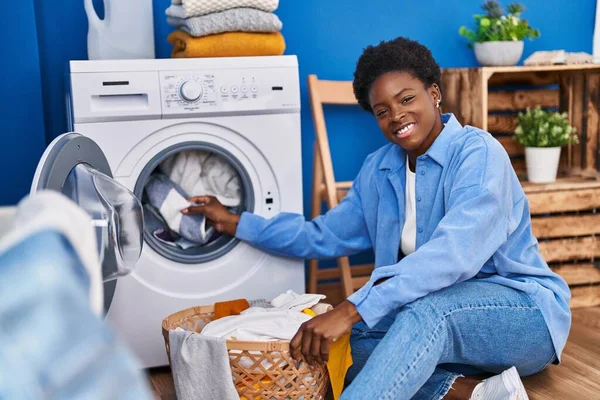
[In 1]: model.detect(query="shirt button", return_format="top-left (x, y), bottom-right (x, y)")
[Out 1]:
top-left (420, 170), bottom-right (425, 175)
top-left (418, 227), bottom-right (423, 233)
top-left (417, 196), bottom-right (422, 202)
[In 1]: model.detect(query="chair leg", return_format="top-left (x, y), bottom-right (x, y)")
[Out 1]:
top-left (337, 256), bottom-right (354, 298)
top-left (309, 143), bottom-right (324, 294)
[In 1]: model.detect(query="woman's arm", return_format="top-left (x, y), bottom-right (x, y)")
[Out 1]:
top-left (183, 175), bottom-right (372, 260)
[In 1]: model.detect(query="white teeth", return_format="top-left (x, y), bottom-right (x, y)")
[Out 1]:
top-left (398, 123), bottom-right (414, 134)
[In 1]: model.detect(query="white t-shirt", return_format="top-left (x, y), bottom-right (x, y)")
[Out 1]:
top-left (401, 157), bottom-right (417, 256)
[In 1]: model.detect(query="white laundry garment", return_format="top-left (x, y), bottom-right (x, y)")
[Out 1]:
top-left (0, 191), bottom-right (103, 316)
top-left (270, 290), bottom-right (326, 311)
top-left (202, 309), bottom-right (310, 342)
top-left (166, 0), bottom-right (279, 19)
top-left (201, 309), bottom-right (311, 369)
top-left (160, 150), bottom-right (242, 207)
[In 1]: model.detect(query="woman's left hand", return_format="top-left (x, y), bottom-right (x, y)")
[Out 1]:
top-left (290, 301), bottom-right (362, 366)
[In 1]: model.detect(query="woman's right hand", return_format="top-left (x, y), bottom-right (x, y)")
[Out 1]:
top-left (181, 196), bottom-right (240, 236)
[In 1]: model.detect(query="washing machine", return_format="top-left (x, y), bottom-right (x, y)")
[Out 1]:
top-left (31, 56), bottom-right (305, 368)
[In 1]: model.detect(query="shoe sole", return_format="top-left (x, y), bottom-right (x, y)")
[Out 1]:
top-left (502, 366), bottom-right (530, 400)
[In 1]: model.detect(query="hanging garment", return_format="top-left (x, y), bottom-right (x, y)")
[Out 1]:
top-left (169, 329), bottom-right (238, 400)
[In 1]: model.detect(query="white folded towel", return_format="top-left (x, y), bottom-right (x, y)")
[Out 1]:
top-left (166, 0), bottom-right (279, 19)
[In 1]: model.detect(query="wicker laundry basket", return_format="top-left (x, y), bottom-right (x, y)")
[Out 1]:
top-left (162, 305), bottom-right (330, 400)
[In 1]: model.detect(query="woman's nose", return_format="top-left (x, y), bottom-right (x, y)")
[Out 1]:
top-left (390, 110), bottom-right (403, 122)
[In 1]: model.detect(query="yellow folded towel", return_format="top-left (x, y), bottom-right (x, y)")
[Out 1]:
top-left (327, 332), bottom-right (353, 400)
top-left (168, 30), bottom-right (285, 58)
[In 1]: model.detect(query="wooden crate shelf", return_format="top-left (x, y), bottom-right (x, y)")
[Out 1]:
top-left (441, 64), bottom-right (600, 179)
top-left (524, 177), bottom-right (600, 308)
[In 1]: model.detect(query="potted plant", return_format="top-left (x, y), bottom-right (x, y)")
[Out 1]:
top-left (514, 107), bottom-right (578, 183)
top-left (459, 1), bottom-right (540, 66)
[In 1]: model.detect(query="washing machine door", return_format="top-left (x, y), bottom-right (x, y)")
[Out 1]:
top-left (31, 133), bottom-right (144, 313)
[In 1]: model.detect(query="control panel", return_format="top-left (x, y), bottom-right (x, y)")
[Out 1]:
top-left (68, 61), bottom-right (301, 124)
top-left (159, 67), bottom-right (300, 117)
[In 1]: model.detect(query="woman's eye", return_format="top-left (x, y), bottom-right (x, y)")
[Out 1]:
top-left (402, 96), bottom-right (415, 104)
top-left (376, 110), bottom-right (387, 117)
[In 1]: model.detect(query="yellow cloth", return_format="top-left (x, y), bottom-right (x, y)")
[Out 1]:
top-left (327, 333), bottom-right (353, 400)
top-left (301, 308), bottom-right (316, 317)
top-left (168, 30), bottom-right (285, 58)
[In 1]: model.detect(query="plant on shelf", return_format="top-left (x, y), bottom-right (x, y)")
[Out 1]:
top-left (514, 107), bottom-right (578, 183)
top-left (459, 1), bottom-right (540, 66)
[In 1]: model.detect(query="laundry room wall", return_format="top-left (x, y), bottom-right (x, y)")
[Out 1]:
top-left (8, 1), bottom-right (595, 213)
top-left (0, 0), bottom-right (47, 205)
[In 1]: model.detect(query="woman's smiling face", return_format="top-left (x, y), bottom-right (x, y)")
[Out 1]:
top-left (368, 71), bottom-right (443, 158)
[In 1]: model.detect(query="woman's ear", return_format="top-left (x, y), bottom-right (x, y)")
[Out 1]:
top-left (431, 84), bottom-right (442, 108)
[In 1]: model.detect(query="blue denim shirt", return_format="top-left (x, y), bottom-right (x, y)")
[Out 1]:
top-left (236, 113), bottom-right (571, 360)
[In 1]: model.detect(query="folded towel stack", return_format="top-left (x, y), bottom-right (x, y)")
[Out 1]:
top-left (165, 0), bottom-right (284, 58)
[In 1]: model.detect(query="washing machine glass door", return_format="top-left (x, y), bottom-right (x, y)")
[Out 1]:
top-left (31, 133), bottom-right (143, 310)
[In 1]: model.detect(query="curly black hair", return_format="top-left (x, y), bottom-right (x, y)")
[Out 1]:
top-left (352, 37), bottom-right (441, 112)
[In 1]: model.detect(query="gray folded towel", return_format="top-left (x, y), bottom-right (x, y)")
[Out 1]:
top-left (167, 7), bottom-right (282, 38)
top-left (169, 329), bottom-right (238, 400)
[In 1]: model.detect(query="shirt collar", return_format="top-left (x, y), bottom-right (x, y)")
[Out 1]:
top-left (378, 113), bottom-right (463, 171)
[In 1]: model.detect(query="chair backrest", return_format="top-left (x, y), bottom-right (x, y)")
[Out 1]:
top-left (307, 75), bottom-right (358, 208)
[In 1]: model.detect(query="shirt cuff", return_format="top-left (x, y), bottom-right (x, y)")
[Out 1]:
top-left (347, 282), bottom-right (393, 328)
top-left (234, 212), bottom-right (264, 244)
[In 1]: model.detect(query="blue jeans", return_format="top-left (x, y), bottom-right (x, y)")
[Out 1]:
top-left (0, 231), bottom-right (152, 399)
top-left (342, 281), bottom-right (556, 399)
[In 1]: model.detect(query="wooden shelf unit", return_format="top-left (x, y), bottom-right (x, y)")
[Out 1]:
top-left (441, 64), bottom-right (600, 178)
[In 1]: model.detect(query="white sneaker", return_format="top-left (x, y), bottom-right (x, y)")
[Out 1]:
top-left (469, 366), bottom-right (529, 400)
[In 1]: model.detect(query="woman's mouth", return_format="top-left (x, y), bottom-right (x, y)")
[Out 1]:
top-left (394, 123), bottom-right (415, 139)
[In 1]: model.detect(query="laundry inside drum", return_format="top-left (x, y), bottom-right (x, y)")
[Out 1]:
top-left (135, 145), bottom-right (254, 265)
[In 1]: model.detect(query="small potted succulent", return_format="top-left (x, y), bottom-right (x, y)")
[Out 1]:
top-left (459, 1), bottom-right (540, 66)
top-left (514, 107), bottom-right (578, 183)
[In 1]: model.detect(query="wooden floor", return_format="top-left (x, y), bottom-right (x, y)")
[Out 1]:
top-left (149, 307), bottom-right (600, 399)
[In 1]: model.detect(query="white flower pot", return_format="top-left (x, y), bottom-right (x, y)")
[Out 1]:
top-left (525, 147), bottom-right (561, 183)
top-left (474, 41), bottom-right (524, 66)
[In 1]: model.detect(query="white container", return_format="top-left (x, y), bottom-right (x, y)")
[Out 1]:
top-left (474, 41), bottom-right (524, 66)
top-left (525, 147), bottom-right (562, 183)
top-left (84, 0), bottom-right (155, 60)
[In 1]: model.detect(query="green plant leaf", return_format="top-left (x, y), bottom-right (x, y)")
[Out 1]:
top-left (514, 106), bottom-right (578, 147)
top-left (459, 1), bottom-right (539, 44)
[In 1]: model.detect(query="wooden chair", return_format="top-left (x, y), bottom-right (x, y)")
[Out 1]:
top-left (307, 74), bottom-right (374, 299)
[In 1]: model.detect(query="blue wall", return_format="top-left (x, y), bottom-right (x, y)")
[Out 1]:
top-left (0, 0), bottom-right (47, 205)
top-left (5, 0), bottom-right (595, 209)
